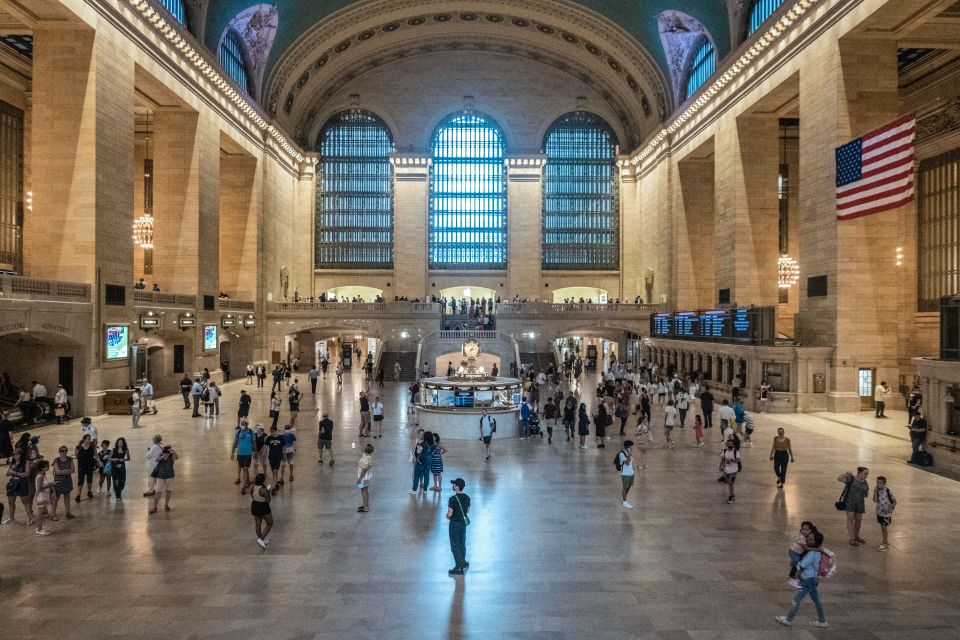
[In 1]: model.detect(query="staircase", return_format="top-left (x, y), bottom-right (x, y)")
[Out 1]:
top-left (519, 352), bottom-right (557, 372)
top-left (441, 313), bottom-right (495, 330)
top-left (379, 351), bottom-right (418, 382)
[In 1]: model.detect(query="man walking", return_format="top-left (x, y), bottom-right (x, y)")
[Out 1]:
top-left (700, 385), bottom-right (715, 429)
top-left (237, 390), bottom-right (251, 426)
top-left (231, 419), bottom-right (254, 492)
top-left (543, 397), bottom-right (558, 444)
top-left (190, 378), bottom-right (203, 417)
top-left (141, 379), bottom-right (156, 415)
top-left (446, 477), bottom-right (471, 576)
top-left (179, 374), bottom-right (192, 409)
top-left (616, 440), bottom-right (637, 509)
top-left (479, 408), bottom-right (495, 461)
top-left (317, 412), bottom-right (335, 466)
top-left (358, 392), bottom-right (371, 437)
top-left (308, 366), bottom-right (319, 394)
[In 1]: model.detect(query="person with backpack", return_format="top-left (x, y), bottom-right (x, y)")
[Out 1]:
top-left (615, 440), bottom-right (637, 509)
top-left (231, 420), bottom-right (255, 493)
top-left (776, 530), bottom-right (830, 628)
top-left (519, 397), bottom-right (532, 439)
top-left (446, 477), bottom-right (471, 576)
top-left (719, 437), bottom-right (742, 504)
top-left (479, 410), bottom-right (495, 461)
top-left (873, 475), bottom-right (896, 551)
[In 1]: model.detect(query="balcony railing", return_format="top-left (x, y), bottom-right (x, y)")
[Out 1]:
top-left (269, 301), bottom-right (442, 314)
top-left (496, 302), bottom-right (664, 314)
top-left (0, 276), bottom-right (91, 303)
top-left (219, 299), bottom-right (255, 311)
top-left (132, 290), bottom-right (196, 308)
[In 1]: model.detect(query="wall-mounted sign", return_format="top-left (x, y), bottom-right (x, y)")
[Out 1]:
top-left (178, 313), bottom-right (196, 328)
top-left (222, 317), bottom-right (237, 327)
top-left (203, 324), bottom-right (217, 350)
top-left (650, 307), bottom-right (775, 346)
top-left (105, 325), bottom-right (129, 360)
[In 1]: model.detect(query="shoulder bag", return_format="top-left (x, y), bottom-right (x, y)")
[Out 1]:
top-left (454, 494), bottom-right (470, 526)
top-left (834, 479), bottom-right (851, 511)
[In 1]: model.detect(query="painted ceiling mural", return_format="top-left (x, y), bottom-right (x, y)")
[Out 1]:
top-left (657, 10), bottom-right (715, 103)
top-left (221, 3), bottom-right (279, 88)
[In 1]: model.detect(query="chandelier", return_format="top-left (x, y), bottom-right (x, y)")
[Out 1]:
top-left (132, 213), bottom-right (154, 249)
top-left (778, 254), bottom-right (799, 289)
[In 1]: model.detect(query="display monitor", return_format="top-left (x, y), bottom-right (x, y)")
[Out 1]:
top-left (203, 324), bottom-right (217, 351)
top-left (105, 325), bottom-right (129, 360)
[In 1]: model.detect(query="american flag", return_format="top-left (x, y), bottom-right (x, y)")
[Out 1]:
top-left (835, 114), bottom-right (916, 221)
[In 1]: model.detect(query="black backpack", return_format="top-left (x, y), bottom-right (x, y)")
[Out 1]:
top-left (613, 450), bottom-right (626, 471)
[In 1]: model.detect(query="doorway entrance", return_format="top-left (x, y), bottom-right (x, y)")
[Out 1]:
top-left (858, 368), bottom-right (875, 410)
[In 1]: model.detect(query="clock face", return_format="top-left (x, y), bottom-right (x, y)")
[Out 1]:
top-left (463, 341), bottom-right (480, 358)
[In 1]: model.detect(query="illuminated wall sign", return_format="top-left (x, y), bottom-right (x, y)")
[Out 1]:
top-left (139, 315), bottom-right (160, 329)
top-left (222, 317), bottom-right (237, 327)
top-left (105, 325), bottom-right (129, 360)
top-left (203, 324), bottom-right (217, 350)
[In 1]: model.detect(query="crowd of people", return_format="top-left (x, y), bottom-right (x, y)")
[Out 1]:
top-left (1, 350), bottom-right (914, 618)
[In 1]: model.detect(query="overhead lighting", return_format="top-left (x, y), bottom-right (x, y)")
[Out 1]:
top-left (132, 213), bottom-right (154, 249)
top-left (778, 254), bottom-right (799, 288)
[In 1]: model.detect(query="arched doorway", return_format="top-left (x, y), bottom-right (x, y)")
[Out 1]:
top-left (324, 285), bottom-right (383, 302)
top-left (552, 286), bottom-right (609, 303)
top-left (0, 329), bottom-right (86, 419)
top-left (438, 285), bottom-right (496, 302)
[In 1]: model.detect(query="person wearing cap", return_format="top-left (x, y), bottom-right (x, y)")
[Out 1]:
top-left (80, 417), bottom-right (98, 445)
top-left (317, 413), bottom-right (335, 466)
top-left (446, 477), bottom-right (471, 576)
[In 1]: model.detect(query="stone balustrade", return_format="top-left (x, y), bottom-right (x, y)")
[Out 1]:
top-left (131, 290), bottom-right (197, 308)
top-left (496, 302), bottom-right (664, 316)
top-left (269, 301), bottom-right (442, 315)
top-left (0, 275), bottom-right (91, 303)
top-left (219, 299), bottom-right (256, 311)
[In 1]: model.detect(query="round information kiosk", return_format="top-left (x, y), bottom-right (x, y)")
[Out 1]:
top-left (417, 341), bottom-right (521, 439)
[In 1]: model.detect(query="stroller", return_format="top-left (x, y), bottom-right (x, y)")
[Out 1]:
top-left (527, 412), bottom-right (543, 437)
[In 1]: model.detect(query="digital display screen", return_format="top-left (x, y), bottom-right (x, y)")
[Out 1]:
top-left (203, 324), bottom-right (217, 351)
top-left (649, 308), bottom-right (774, 346)
top-left (437, 390), bottom-right (455, 407)
top-left (454, 390), bottom-right (474, 407)
top-left (475, 390), bottom-right (493, 404)
top-left (674, 311), bottom-right (699, 337)
top-left (105, 325), bottom-right (128, 360)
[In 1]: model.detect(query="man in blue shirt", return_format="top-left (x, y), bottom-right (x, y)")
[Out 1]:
top-left (231, 419), bottom-right (255, 492)
top-left (776, 531), bottom-right (829, 628)
top-left (519, 397), bottom-right (532, 439)
top-left (190, 378), bottom-right (203, 417)
top-left (308, 367), bottom-right (319, 394)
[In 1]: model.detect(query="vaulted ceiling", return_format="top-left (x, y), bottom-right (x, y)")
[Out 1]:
top-left (197, 1), bottom-right (741, 148)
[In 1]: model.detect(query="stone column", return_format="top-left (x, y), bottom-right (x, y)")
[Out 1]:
top-left (714, 116), bottom-right (780, 306)
top-left (796, 37), bottom-right (901, 411)
top-left (506, 156), bottom-right (545, 301)
top-left (675, 155), bottom-right (716, 308)
top-left (27, 27), bottom-right (135, 285)
top-left (219, 153), bottom-right (260, 299)
top-left (620, 161), bottom-right (641, 299)
top-left (391, 154), bottom-right (430, 300)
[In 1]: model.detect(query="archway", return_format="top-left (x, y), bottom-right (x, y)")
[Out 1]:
top-left (324, 285), bottom-right (383, 302)
top-left (552, 286), bottom-right (609, 303)
top-left (438, 285), bottom-right (497, 302)
top-left (0, 329), bottom-right (86, 421)
top-left (134, 329), bottom-right (195, 396)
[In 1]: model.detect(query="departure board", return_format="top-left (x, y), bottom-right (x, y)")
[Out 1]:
top-left (649, 307), bottom-right (775, 346)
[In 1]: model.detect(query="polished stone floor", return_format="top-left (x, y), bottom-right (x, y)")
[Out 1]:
top-left (2, 369), bottom-right (960, 640)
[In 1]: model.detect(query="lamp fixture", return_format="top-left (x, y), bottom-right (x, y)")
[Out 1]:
top-left (778, 254), bottom-right (800, 289)
top-left (132, 213), bottom-right (154, 248)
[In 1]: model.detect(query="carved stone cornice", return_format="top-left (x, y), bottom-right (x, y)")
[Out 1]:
top-left (917, 97), bottom-right (960, 144)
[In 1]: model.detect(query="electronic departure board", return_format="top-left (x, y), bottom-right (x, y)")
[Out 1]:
top-left (649, 307), bottom-right (775, 346)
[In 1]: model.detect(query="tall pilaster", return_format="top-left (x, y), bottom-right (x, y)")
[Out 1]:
top-left (391, 154), bottom-right (430, 299)
top-left (506, 155), bottom-right (545, 301)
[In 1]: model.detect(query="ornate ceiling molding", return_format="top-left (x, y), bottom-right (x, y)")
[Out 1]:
top-left (263, 0), bottom-right (671, 146)
top-left (295, 36), bottom-right (647, 150)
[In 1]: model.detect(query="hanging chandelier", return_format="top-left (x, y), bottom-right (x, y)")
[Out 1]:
top-left (778, 254), bottom-right (799, 289)
top-left (132, 213), bottom-right (154, 249)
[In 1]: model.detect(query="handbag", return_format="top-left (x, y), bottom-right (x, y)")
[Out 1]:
top-left (103, 460), bottom-right (113, 475)
top-left (5, 475), bottom-right (21, 494)
top-left (454, 494), bottom-right (470, 526)
top-left (834, 479), bottom-right (851, 511)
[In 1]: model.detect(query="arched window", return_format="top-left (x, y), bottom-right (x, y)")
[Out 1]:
top-left (429, 112), bottom-right (507, 269)
top-left (316, 110), bottom-right (395, 269)
top-left (542, 112), bottom-right (619, 270)
top-left (685, 40), bottom-right (716, 99)
top-left (157, 0), bottom-right (187, 26)
top-left (749, 0), bottom-right (784, 34)
top-left (219, 31), bottom-right (250, 94)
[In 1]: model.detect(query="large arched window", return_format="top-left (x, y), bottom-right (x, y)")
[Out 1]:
top-left (749, 0), bottom-right (784, 34)
top-left (316, 110), bottom-right (395, 269)
top-left (685, 40), bottom-right (716, 99)
top-left (542, 112), bottom-right (619, 270)
top-left (429, 112), bottom-right (507, 269)
top-left (157, 0), bottom-right (187, 26)
top-left (219, 31), bottom-right (250, 94)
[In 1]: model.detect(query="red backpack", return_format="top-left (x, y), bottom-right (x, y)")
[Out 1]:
top-left (817, 549), bottom-right (837, 579)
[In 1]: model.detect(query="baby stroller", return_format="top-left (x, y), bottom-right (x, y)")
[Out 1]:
top-left (527, 412), bottom-right (543, 437)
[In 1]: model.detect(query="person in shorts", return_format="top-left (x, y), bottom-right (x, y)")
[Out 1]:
top-left (317, 413), bottom-right (335, 466)
top-left (149, 445), bottom-right (178, 514)
top-left (231, 419), bottom-right (255, 493)
top-left (251, 473), bottom-right (273, 549)
top-left (281, 424), bottom-right (297, 484)
top-left (873, 475), bottom-right (896, 551)
top-left (479, 409), bottom-right (495, 461)
top-left (719, 437), bottom-right (741, 504)
top-left (617, 440), bottom-right (637, 509)
top-left (237, 390), bottom-right (251, 426)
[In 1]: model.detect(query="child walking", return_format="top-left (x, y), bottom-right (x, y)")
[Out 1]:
top-left (873, 476), bottom-right (896, 551)
top-left (693, 415), bottom-right (704, 447)
top-left (97, 439), bottom-right (112, 495)
top-left (431, 433), bottom-right (447, 492)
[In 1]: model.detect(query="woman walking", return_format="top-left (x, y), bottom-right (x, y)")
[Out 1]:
top-left (410, 430), bottom-right (427, 495)
top-left (769, 428), bottom-right (794, 488)
top-left (111, 438), bottom-right (131, 500)
top-left (594, 404), bottom-right (608, 448)
top-left (563, 397), bottom-right (576, 442)
top-left (776, 530), bottom-right (829, 628)
top-left (837, 467), bottom-right (870, 545)
top-left (268, 391), bottom-right (282, 430)
top-left (250, 473), bottom-right (273, 549)
top-left (577, 403), bottom-right (590, 449)
top-left (357, 443), bottom-right (373, 512)
top-left (50, 446), bottom-right (76, 520)
top-left (74, 434), bottom-right (96, 502)
top-left (149, 445), bottom-right (178, 514)
top-left (372, 396), bottom-right (384, 438)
